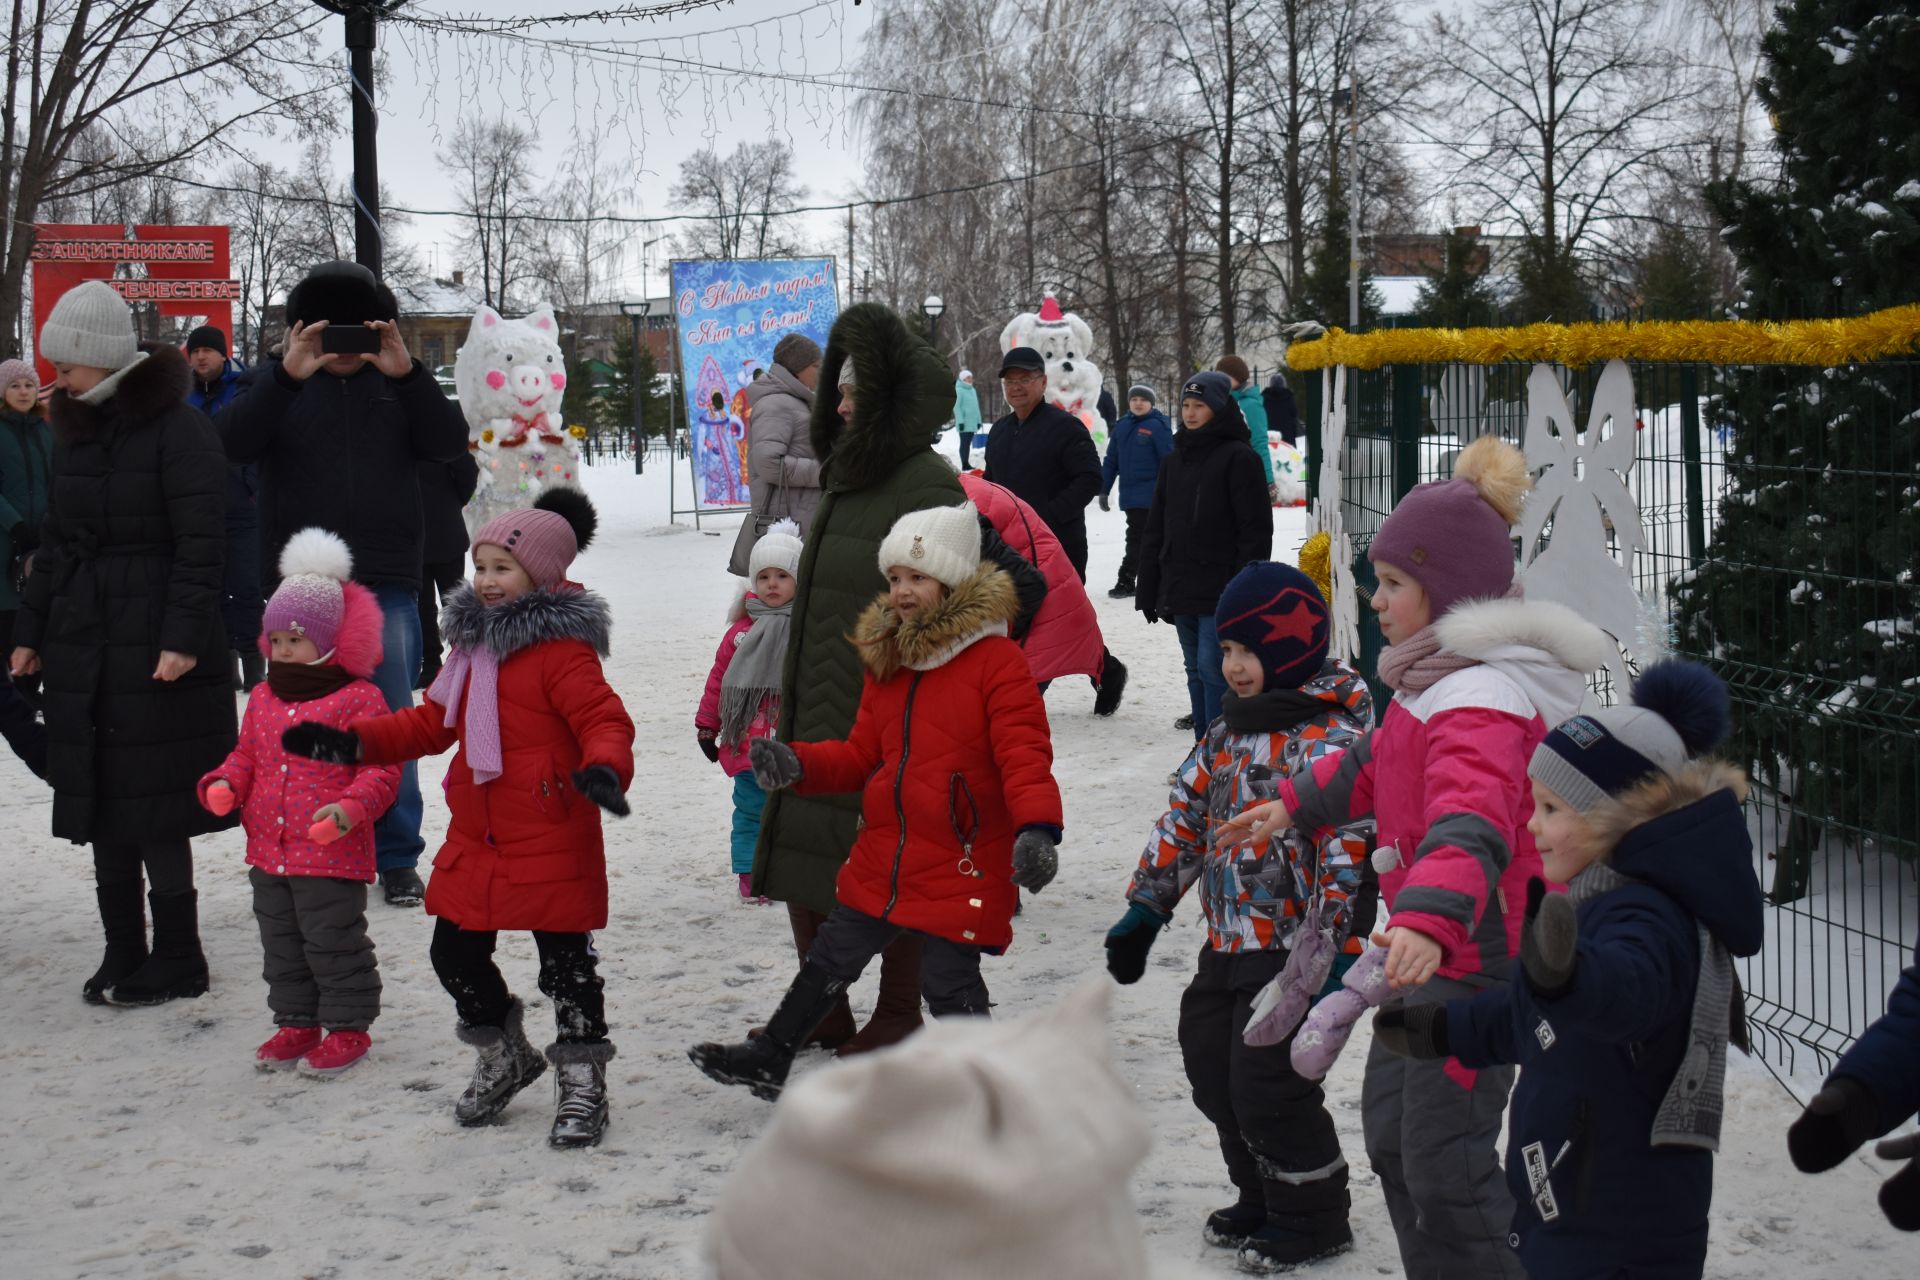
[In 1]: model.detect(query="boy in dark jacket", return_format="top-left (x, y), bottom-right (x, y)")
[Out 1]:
top-left (1137, 372), bottom-right (1273, 735)
top-left (1375, 660), bottom-right (1765, 1279)
top-left (690, 501), bottom-right (1064, 1102)
top-left (1789, 934), bottom-right (1920, 1230)
top-left (1105, 562), bottom-right (1374, 1273)
top-left (1099, 384), bottom-right (1173, 599)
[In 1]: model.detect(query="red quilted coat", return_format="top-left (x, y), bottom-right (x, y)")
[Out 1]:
top-left (958, 473), bottom-right (1104, 682)
top-left (789, 563), bottom-right (1063, 951)
top-left (353, 584), bottom-right (635, 932)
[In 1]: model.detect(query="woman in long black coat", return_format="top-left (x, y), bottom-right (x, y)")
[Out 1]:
top-left (12, 281), bottom-right (238, 1007)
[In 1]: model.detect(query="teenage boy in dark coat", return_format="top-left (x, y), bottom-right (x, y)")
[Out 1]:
top-left (220, 261), bottom-right (469, 907)
top-left (1099, 384), bottom-right (1173, 598)
top-left (982, 347), bottom-right (1102, 580)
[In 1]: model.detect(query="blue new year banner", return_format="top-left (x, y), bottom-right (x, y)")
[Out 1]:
top-left (669, 257), bottom-right (840, 511)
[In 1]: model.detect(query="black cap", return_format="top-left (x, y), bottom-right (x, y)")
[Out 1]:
top-left (186, 325), bottom-right (228, 356)
top-left (999, 346), bottom-right (1046, 376)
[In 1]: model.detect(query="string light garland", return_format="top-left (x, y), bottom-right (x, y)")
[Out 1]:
top-left (1283, 306), bottom-right (1920, 370)
top-left (399, 0), bottom-right (744, 33)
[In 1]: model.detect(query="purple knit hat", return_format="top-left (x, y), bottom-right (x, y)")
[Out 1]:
top-left (1367, 437), bottom-right (1529, 619)
top-left (471, 488), bottom-right (598, 590)
top-left (263, 528), bottom-right (352, 654)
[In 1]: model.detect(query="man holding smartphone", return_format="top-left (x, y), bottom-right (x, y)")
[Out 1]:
top-left (221, 261), bottom-right (470, 907)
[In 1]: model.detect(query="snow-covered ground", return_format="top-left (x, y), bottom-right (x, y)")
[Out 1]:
top-left (0, 441), bottom-right (1908, 1279)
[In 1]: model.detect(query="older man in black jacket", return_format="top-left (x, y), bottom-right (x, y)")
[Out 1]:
top-left (221, 261), bottom-right (469, 907)
top-left (982, 346), bottom-right (1102, 579)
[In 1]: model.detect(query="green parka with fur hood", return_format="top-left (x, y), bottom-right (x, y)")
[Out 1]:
top-left (752, 304), bottom-right (966, 912)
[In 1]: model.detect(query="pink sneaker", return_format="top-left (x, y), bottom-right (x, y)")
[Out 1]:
top-left (738, 873), bottom-right (754, 901)
top-left (299, 1029), bottom-right (372, 1078)
top-left (256, 1025), bottom-right (323, 1072)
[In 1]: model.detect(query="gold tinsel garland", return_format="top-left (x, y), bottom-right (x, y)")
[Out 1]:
top-left (1283, 304), bottom-right (1920, 371)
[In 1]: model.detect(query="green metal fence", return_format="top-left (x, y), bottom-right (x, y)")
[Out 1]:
top-left (1303, 358), bottom-right (1920, 1076)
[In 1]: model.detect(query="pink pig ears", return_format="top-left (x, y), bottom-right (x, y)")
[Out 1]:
top-left (486, 370), bottom-right (507, 390)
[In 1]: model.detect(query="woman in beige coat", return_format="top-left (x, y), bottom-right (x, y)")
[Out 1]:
top-left (728, 333), bottom-right (824, 576)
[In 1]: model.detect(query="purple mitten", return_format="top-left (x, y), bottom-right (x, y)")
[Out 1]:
top-left (1243, 919), bottom-right (1337, 1047)
top-left (1288, 948), bottom-right (1392, 1079)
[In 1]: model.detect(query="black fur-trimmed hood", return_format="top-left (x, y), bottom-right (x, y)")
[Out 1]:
top-left (439, 582), bottom-right (612, 660)
top-left (809, 303), bottom-right (952, 491)
top-left (49, 343), bottom-right (192, 437)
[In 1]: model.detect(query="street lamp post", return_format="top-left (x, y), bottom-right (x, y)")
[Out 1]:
top-left (922, 293), bottom-right (946, 363)
top-left (621, 298), bottom-right (652, 476)
top-left (314, 1), bottom-right (406, 277)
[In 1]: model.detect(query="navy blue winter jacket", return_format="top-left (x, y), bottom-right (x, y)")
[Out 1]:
top-left (1447, 767), bottom-right (1764, 1280)
top-left (1829, 934), bottom-right (1920, 1136)
top-left (187, 362), bottom-right (245, 419)
top-left (1100, 409), bottom-right (1173, 510)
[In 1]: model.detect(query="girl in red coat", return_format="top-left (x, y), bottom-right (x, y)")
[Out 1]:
top-left (283, 489), bottom-right (635, 1149)
top-left (690, 500), bottom-right (1065, 1101)
top-left (200, 528), bottom-right (400, 1077)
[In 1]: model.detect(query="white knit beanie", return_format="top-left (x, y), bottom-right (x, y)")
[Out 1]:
top-left (39, 281), bottom-right (138, 370)
top-left (876, 501), bottom-right (981, 588)
top-left (707, 980), bottom-right (1152, 1280)
top-left (747, 517), bottom-right (804, 581)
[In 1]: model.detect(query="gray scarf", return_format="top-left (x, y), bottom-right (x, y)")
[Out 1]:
top-left (1566, 862), bottom-right (1731, 1152)
top-left (718, 596), bottom-right (791, 746)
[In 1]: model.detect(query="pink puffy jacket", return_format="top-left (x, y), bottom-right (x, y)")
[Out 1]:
top-left (695, 593), bottom-right (780, 777)
top-left (959, 473), bottom-right (1104, 683)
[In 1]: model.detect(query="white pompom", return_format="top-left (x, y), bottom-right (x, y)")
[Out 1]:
top-left (278, 526), bottom-right (354, 582)
top-left (1371, 846), bottom-right (1402, 874)
top-left (765, 517), bottom-right (801, 541)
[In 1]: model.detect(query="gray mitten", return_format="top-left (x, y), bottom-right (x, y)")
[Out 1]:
top-left (747, 738), bottom-right (804, 791)
top-left (1011, 827), bottom-right (1059, 892)
top-left (1520, 876), bottom-right (1578, 998)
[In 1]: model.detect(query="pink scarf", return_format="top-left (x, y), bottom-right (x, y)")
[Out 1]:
top-left (427, 645), bottom-right (504, 785)
top-left (1376, 623), bottom-right (1479, 694)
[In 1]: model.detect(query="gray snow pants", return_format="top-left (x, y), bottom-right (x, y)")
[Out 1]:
top-left (250, 867), bottom-right (381, 1030)
top-left (1362, 975), bottom-right (1525, 1280)
top-left (806, 905), bottom-right (990, 1016)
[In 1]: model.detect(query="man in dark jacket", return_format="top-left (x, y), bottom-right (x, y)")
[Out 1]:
top-left (416, 453), bottom-right (481, 687)
top-left (221, 261), bottom-right (469, 907)
top-left (1099, 383), bottom-right (1173, 598)
top-left (982, 347), bottom-right (1102, 580)
top-left (1263, 370), bottom-right (1301, 447)
top-left (185, 325), bottom-right (263, 691)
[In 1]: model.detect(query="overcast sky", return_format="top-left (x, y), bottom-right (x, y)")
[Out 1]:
top-left (344, 0), bottom-right (877, 299)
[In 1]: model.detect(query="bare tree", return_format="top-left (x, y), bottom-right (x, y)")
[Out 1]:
top-left (1425, 0), bottom-right (1696, 318)
top-left (442, 118), bottom-right (541, 309)
top-left (669, 141), bottom-right (809, 261)
top-left (0, 0), bottom-right (330, 353)
top-left (219, 159), bottom-right (309, 362)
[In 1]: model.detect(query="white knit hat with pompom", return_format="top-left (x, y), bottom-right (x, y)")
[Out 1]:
top-left (748, 517), bottom-right (805, 581)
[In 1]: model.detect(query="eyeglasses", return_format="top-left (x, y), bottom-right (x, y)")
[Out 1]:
top-left (1001, 371), bottom-right (1042, 386)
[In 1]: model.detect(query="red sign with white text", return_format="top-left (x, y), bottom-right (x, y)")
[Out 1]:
top-left (30, 224), bottom-right (235, 385)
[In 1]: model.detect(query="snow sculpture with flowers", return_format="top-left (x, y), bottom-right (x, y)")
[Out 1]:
top-left (454, 303), bottom-right (584, 533)
top-left (1000, 289), bottom-right (1104, 434)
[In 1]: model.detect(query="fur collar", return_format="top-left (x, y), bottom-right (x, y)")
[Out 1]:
top-left (851, 563), bottom-right (1019, 680)
top-left (809, 303), bottom-right (952, 491)
top-left (439, 581), bottom-right (611, 660)
top-left (1434, 595), bottom-right (1616, 672)
top-left (50, 343), bottom-right (191, 437)
top-left (1587, 759), bottom-right (1749, 856)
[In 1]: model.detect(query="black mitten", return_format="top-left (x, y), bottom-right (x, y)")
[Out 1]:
top-left (697, 730), bottom-right (720, 763)
top-left (1876, 1133), bottom-right (1920, 1231)
top-left (1373, 1001), bottom-right (1450, 1059)
top-left (571, 765), bottom-right (630, 817)
top-left (748, 737), bottom-right (804, 790)
top-left (1520, 876), bottom-right (1578, 998)
top-left (1788, 1077), bottom-right (1881, 1172)
top-left (1011, 827), bottom-right (1059, 892)
top-left (282, 722), bottom-right (361, 764)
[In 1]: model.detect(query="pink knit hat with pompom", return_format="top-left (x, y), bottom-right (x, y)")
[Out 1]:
top-left (470, 488), bottom-right (598, 590)
top-left (263, 528), bottom-right (352, 653)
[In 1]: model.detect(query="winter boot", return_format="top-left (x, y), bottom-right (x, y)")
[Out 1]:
top-left (1237, 1157), bottom-right (1353, 1273)
top-left (299, 1030), bottom-right (372, 1078)
top-left (1092, 650), bottom-right (1128, 717)
top-left (82, 881), bottom-right (148, 1005)
top-left (106, 890), bottom-right (209, 1006)
top-left (1204, 1199), bottom-right (1267, 1249)
top-left (1108, 579), bottom-right (1135, 599)
top-left (690, 963), bottom-right (849, 1101)
top-left (1236, 1222), bottom-right (1354, 1274)
top-left (1175, 713), bottom-right (1195, 733)
top-left (547, 1041), bottom-right (616, 1148)
top-left (453, 996), bottom-right (547, 1126)
top-left (381, 867), bottom-right (425, 908)
top-left (834, 934), bottom-right (925, 1058)
top-left (747, 906), bottom-right (855, 1049)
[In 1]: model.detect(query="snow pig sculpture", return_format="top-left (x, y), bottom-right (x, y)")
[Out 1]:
top-left (454, 303), bottom-right (583, 532)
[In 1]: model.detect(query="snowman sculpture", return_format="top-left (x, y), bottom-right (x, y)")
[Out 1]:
top-left (454, 304), bottom-right (584, 533)
top-left (1000, 288), bottom-right (1104, 433)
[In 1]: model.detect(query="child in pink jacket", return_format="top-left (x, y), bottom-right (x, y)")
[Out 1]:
top-left (1227, 438), bottom-right (1612, 1280)
top-left (698, 519), bottom-right (802, 901)
top-left (199, 529), bottom-right (400, 1078)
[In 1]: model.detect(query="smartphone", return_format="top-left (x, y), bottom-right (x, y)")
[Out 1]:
top-left (319, 324), bottom-right (382, 355)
